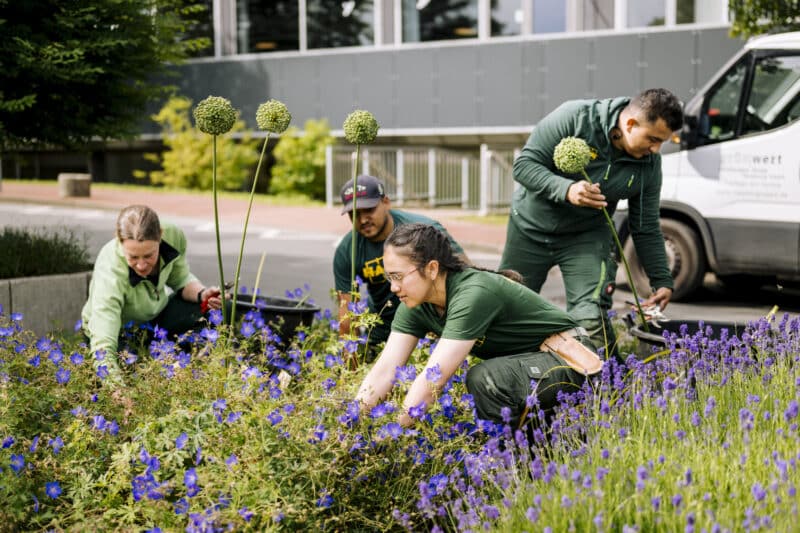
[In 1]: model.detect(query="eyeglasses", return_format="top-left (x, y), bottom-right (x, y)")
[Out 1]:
top-left (385, 268), bottom-right (419, 283)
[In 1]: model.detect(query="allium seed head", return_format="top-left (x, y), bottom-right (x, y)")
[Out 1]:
top-left (343, 110), bottom-right (379, 144)
top-left (256, 99), bottom-right (291, 133)
top-left (193, 96), bottom-right (237, 135)
top-left (553, 136), bottom-right (592, 174)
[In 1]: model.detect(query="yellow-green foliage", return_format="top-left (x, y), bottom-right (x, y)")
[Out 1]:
top-left (136, 96), bottom-right (259, 191)
top-left (269, 119), bottom-right (334, 200)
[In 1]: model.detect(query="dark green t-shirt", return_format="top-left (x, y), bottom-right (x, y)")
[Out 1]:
top-left (333, 209), bottom-right (463, 328)
top-left (391, 269), bottom-right (578, 358)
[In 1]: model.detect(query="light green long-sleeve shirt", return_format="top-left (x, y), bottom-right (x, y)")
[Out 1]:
top-left (81, 223), bottom-right (197, 356)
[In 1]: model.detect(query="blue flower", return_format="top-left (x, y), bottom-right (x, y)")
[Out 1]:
top-left (212, 398), bottom-right (227, 411)
top-left (380, 422), bottom-right (403, 440)
top-left (316, 490), bottom-right (334, 508)
top-left (29, 435), bottom-right (39, 452)
top-left (176, 433), bottom-right (189, 450)
top-left (10, 453), bottom-right (25, 474)
top-left (184, 468), bottom-right (198, 488)
top-left (239, 506), bottom-right (254, 522)
top-left (395, 365), bottom-right (417, 383)
top-left (96, 366), bottom-right (109, 379)
top-left (325, 354), bottom-right (343, 368)
top-left (48, 349), bottom-right (64, 365)
top-left (11, 312), bottom-right (23, 321)
top-left (56, 367), bottom-right (71, 385)
top-left (208, 310), bottom-right (223, 326)
top-left (70, 352), bottom-right (84, 365)
top-left (174, 497), bottom-right (189, 515)
top-left (28, 354), bottom-right (41, 367)
top-left (370, 402), bottom-right (395, 419)
top-left (752, 482), bottom-right (767, 502)
top-left (1, 436), bottom-right (14, 449)
top-left (49, 436), bottom-right (64, 454)
top-left (785, 400), bottom-right (798, 422)
top-left (240, 321), bottom-right (255, 338)
top-left (225, 454), bottom-right (238, 469)
top-left (425, 364), bottom-right (442, 383)
top-left (45, 481), bottom-right (62, 499)
top-left (267, 409), bottom-right (283, 426)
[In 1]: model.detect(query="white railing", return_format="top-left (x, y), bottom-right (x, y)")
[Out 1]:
top-left (326, 144), bottom-right (519, 215)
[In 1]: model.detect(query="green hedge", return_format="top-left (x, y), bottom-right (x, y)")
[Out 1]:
top-left (0, 226), bottom-right (91, 279)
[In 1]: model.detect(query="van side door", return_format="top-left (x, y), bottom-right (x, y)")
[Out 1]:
top-left (679, 50), bottom-right (800, 278)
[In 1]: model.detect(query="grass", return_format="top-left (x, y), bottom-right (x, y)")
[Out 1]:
top-left (3, 179), bottom-right (327, 207)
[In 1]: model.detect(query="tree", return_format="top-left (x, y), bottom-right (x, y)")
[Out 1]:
top-left (729, 0), bottom-right (800, 39)
top-left (0, 0), bottom-right (210, 149)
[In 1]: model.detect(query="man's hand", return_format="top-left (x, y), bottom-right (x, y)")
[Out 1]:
top-left (566, 181), bottom-right (607, 209)
top-left (642, 287), bottom-right (673, 310)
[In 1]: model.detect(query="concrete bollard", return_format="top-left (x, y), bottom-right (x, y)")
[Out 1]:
top-left (58, 173), bottom-right (92, 198)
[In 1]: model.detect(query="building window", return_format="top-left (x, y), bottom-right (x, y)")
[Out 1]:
top-left (491, 0), bottom-right (523, 36)
top-left (403, 0), bottom-right (479, 42)
top-left (307, 1), bottom-right (374, 49)
top-left (628, 0), bottom-right (665, 27)
top-left (237, 0), bottom-right (299, 53)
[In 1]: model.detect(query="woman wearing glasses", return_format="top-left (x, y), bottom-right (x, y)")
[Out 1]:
top-left (355, 223), bottom-right (602, 428)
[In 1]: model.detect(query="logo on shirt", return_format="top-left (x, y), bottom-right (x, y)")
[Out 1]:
top-left (362, 257), bottom-right (386, 284)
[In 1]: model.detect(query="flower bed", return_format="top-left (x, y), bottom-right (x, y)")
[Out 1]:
top-left (1, 288), bottom-right (799, 531)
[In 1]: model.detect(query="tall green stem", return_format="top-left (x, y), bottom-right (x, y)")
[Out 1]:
top-left (230, 135), bottom-right (270, 326)
top-left (212, 135), bottom-right (228, 325)
top-left (349, 144), bottom-right (362, 335)
top-left (582, 170), bottom-right (650, 332)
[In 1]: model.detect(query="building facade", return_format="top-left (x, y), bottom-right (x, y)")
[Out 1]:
top-left (3, 0), bottom-right (744, 203)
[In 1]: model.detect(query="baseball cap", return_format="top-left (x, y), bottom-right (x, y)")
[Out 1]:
top-left (340, 175), bottom-right (386, 214)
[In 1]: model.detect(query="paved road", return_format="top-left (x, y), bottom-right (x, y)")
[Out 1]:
top-left (0, 203), bottom-right (505, 312)
top-left (3, 202), bottom-right (797, 330)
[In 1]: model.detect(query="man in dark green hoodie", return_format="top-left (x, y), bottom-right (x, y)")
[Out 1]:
top-left (499, 88), bottom-right (683, 358)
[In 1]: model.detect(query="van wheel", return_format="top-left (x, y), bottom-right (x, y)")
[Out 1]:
top-left (618, 219), bottom-right (706, 302)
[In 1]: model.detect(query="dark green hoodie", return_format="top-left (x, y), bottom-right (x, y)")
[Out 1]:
top-left (510, 97), bottom-right (672, 290)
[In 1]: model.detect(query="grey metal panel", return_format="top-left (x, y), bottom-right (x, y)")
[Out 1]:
top-left (273, 56), bottom-right (322, 124)
top-left (438, 46), bottom-right (478, 127)
top-left (520, 41), bottom-right (546, 124)
top-left (394, 49), bottom-right (437, 128)
top-left (477, 43), bottom-right (524, 126)
top-left (542, 38), bottom-right (591, 116)
top-left (355, 52), bottom-right (397, 127)
top-left (641, 32), bottom-right (696, 99)
top-left (318, 55), bottom-right (358, 127)
top-left (167, 27), bottom-right (744, 133)
top-left (593, 35), bottom-right (640, 99)
top-left (695, 28), bottom-right (746, 94)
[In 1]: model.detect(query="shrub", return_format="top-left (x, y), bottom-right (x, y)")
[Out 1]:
top-left (0, 226), bottom-right (90, 279)
top-left (269, 119), bottom-right (333, 200)
top-left (135, 96), bottom-right (259, 191)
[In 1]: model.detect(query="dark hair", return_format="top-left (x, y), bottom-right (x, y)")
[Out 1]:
top-left (385, 223), bottom-right (524, 283)
top-left (629, 88), bottom-right (683, 132)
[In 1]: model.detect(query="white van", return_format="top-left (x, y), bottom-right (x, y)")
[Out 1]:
top-left (618, 31), bottom-right (800, 300)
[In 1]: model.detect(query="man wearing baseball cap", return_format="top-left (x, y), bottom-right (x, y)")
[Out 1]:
top-left (333, 175), bottom-right (464, 353)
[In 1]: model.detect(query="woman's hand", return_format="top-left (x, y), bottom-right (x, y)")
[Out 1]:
top-left (201, 286), bottom-right (223, 311)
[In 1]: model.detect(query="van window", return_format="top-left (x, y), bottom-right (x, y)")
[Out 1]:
top-left (742, 54), bottom-right (800, 135)
top-left (701, 56), bottom-right (747, 143)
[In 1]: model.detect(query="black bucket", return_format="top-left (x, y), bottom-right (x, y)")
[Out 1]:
top-left (630, 319), bottom-right (744, 350)
top-left (231, 294), bottom-right (320, 341)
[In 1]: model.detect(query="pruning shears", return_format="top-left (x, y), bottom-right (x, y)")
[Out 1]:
top-left (626, 300), bottom-right (669, 328)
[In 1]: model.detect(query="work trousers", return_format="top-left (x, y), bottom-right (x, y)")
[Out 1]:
top-left (465, 340), bottom-right (592, 427)
top-left (499, 219), bottom-right (619, 357)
